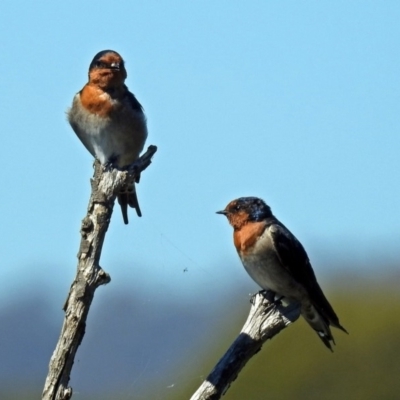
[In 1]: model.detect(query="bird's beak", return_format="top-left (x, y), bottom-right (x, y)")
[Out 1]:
top-left (110, 62), bottom-right (120, 71)
top-left (216, 210), bottom-right (228, 216)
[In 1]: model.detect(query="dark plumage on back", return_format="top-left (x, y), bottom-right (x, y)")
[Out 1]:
top-left (218, 197), bottom-right (347, 351)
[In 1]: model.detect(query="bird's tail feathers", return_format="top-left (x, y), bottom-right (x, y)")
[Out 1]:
top-left (117, 193), bottom-right (129, 224)
top-left (302, 304), bottom-right (336, 351)
top-left (330, 320), bottom-right (348, 334)
top-left (308, 283), bottom-right (349, 336)
top-left (127, 189), bottom-right (142, 217)
top-left (117, 181), bottom-right (142, 225)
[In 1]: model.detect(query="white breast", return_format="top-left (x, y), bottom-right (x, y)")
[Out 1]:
top-left (68, 93), bottom-right (147, 167)
top-left (240, 227), bottom-right (305, 300)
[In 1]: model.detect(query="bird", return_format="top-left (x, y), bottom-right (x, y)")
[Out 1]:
top-left (217, 197), bottom-right (347, 351)
top-left (68, 50), bottom-right (148, 224)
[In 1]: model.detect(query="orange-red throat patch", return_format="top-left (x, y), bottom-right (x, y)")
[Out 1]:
top-left (80, 85), bottom-right (113, 117)
top-left (233, 221), bottom-right (267, 254)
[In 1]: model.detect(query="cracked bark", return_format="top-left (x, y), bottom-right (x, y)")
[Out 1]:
top-left (190, 293), bottom-right (301, 400)
top-left (42, 145), bottom-right (157, 400)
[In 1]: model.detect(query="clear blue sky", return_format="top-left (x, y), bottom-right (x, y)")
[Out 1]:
top-left (1, 1), bottom-right (399, 309)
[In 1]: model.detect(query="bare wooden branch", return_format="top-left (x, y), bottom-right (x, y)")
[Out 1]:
top-left (190, 293), bottom-right (301, 400)
top-left (42, 145), bottom-right (157, 400)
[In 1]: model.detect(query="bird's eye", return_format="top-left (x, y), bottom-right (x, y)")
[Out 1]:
top-left (95, 61), bottom-right (107, 68)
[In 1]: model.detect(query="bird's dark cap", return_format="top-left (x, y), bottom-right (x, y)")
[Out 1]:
top-left (218, 197), bottom-right (272, 222)
top-left (89, 50), bottom-right (123, 70)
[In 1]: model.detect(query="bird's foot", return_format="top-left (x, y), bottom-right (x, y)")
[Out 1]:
top-left (103, 154), bottom-right (119, 171)
top-left (103, 162), bottom-right (115, 172)
top-left (250, 289), bottom-right (273, 304)
top-left (260, 289), bottom-right (284, 306)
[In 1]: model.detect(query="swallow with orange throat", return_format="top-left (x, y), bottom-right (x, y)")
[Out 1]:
top-left (217, 197), bottom-right (347, 351)
top-left (68, 50), bottom-right (148, 224)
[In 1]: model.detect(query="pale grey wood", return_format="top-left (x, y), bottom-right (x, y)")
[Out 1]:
top-left (190, 293), bottom-right (301, 400)
top-left (42, 145), bottom-right (157, 400)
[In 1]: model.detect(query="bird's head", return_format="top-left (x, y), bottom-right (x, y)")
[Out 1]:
top-left (216, 197), bottom-right (272, 229)
top-left (88, 50), bottom-right (127, 89)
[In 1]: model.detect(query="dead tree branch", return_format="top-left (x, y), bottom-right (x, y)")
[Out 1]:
top-left (190, 293), bottom-right (301, 400)
top-left (42, 145), bottom-right (157, 400)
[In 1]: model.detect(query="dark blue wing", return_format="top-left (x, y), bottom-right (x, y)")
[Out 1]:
top-left (124, 86), bottom-right (144, 113)
top-left (269, 221), bottom-right (344, 329)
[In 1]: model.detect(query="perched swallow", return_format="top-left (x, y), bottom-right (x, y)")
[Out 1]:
top-left (68, 50), bottom-right (148, 224)
top-left (217, 197), bottom-right (347, 351)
